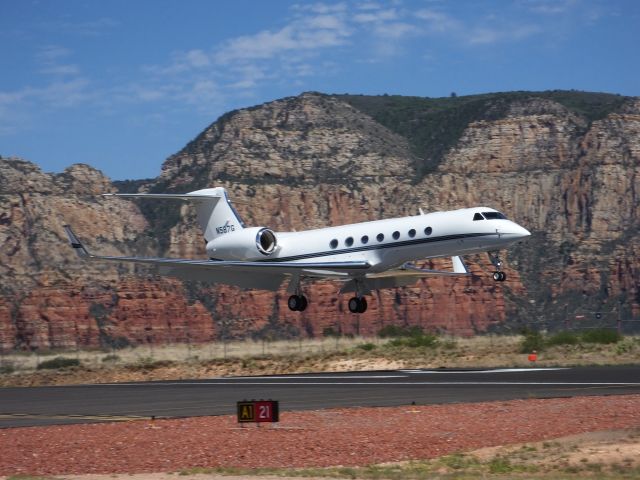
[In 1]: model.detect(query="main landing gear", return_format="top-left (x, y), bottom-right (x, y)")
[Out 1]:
top-left (488, 251), bottom-right (507, 282)
top-left (287, 294), bottom-right (308, 312)
top-left (348, 296), bottom-right (368, 313)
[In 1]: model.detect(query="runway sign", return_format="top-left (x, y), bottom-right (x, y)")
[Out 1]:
top-left (237, 400), bottom-right (279, 423)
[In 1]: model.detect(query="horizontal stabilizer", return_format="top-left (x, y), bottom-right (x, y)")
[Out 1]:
top-left (102, 193), bottom-right (222, 201)
top-left (103, 187), bottom-right (242, 242)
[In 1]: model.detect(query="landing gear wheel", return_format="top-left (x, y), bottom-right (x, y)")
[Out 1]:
top-left (492, 271), bottom-right (506, 282)
top-left (357, 297), bottom-right (367, 313)
top-left (298, 295), bottom-right (308, 311)
top-left (288, 294), bottom-right (308, 311)
top-left (348, 297), bottom-right (367, 314)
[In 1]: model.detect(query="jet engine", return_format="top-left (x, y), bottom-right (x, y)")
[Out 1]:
top-left (206, 227), bottom-right (278, 260)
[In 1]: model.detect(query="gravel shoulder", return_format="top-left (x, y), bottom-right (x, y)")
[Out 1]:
top-left (1, 394), bottom-right (639, 477)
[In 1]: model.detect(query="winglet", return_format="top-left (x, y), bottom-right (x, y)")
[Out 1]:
top-left (63, 225), bottom-right (90, 258)
top-left (451, 256), bottom-right (469, 274)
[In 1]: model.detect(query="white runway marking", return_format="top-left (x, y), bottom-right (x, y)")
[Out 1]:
top-left (400, 368), bottom-right (568, 374)
top-left (96, 381), bottom-right (640, 386)
top-left (224, 375), bottom-right (408, 379)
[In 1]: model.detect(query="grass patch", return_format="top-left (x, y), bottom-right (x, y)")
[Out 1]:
top-left (127, 357), bottom-right (175, 371)
top-left (547, 331), bottom-right (580, 346)
top-left (356, 342), bottom-right (377, 352)
top-left (0, 360), bottom-right (15, 374)
top-left (581, 329), bottom-right (621, 344)
top-left (387, 334), bottom-right (439, 348)
top-left (36, 356), bottom-right (80, 370)
top-left (519, 330), bottom-right (545, 353)
top-left (378, 325), bottom-right (424, 338)
top-left (101, 354), bottom-right (120, 363)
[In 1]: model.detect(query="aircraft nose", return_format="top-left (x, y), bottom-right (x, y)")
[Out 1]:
top-left (514, 224), bottom-right (531, 239)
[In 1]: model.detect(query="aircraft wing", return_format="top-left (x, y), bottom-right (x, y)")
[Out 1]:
top-left (63, 226), bottom-right (370, 291)
top-left (339, 257), bottom-right (470, 294)
top-left (367, 257), bottom-right (470, 278)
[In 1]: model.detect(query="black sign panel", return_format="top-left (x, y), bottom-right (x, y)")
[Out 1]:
top-left (237, 400), bottom-right (279, 423)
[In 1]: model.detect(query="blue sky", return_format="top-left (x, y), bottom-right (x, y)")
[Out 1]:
top-left (1, 0), bottom-right (639, 180)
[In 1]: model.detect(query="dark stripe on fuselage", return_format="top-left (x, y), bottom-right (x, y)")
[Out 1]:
top-left (255, 232), bottom-right (496, 263)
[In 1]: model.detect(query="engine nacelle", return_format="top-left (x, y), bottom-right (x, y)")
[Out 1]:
top-left (206, 227), bottom-right (278, 260)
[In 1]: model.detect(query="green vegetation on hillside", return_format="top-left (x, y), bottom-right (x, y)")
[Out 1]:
top-left (520, 328), bottom-right (624, 353)
top-left (336, 90), bottom-right (628, 177)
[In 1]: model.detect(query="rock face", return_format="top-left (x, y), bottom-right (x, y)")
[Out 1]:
top-left (0, 160), bottom-right (215, 350)
top-left (1, 91), bottom-right (638, 350)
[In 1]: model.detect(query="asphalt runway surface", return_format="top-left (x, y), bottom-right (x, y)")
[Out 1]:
top-left (1, 366), bottom-right (639, 428)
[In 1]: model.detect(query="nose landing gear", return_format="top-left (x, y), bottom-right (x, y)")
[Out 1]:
top-left (492, 271), bottom-right (507, 282)
top-left (348, 296), bottom-right (368, 313)
top-left (488, 251), bottom-right (507, 282)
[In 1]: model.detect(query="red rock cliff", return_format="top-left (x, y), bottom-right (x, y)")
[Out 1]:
top-left (1, 92), bottom-right (638, 350)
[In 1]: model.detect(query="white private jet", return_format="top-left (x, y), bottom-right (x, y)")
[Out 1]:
top-left (64, 187), bottom-right (530, 314)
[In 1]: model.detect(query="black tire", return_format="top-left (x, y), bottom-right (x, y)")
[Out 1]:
top-left (299, 295), bottom-right (308, 312)
top-left (288, 295), bottom-right (301, 311)
top-left (500, 271), bottom-right (507, 282)
top-left (493, 272), bottom-right (502, 282)
top-left (348, 297), bottom-right (360, 313)
top-left (357, 297), bottom-right (368, 313)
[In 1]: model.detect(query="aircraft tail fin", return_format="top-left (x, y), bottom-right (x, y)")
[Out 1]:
top-left (104, 187), bottom-right (245, 242)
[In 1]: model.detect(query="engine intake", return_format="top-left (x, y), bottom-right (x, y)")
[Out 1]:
top-left (206, 226), bottom-right (279, 260)
top-left (256, 228), bottom-right (277, 255)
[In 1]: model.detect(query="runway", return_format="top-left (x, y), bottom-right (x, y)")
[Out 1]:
top-left (1, 366), bottom-right (639, 428)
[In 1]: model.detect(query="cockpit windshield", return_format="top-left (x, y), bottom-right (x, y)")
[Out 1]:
top-left (473, 211), bottom-right (508, 220)
top-left (482, 211), bottom-right (507, 220)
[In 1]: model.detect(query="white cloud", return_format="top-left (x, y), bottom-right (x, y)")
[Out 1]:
top-left (374, 21), bottom-right (418, 39)
top-left (37, 45), bottom-right (71, 62)
top-left (40, 17), bottom-right (120, 36)
top-left (38, 78), bottom-right (92, 107)
top-left (522, 0), bottom-right (578, 15)
top-left (354, 8), bottom-right (398, 23)
top-left (214, 13), bottom-right (350, 65)
top-left (41, 64), bottom-right (81, 76)
top-left (215, 27), bottom-right (299, 63)
top-left (36, 45), bottom-right (81, 77)
top-left (180, 79), bottom-right (220, 106)
top-left (357, 2), bottom-right (383, 11)
top-left (415, 9), bottom-right (462, 34)
top-left (185, 49), bottom-right (211, 68)
top-left (415, 6), bottom-right (543, 46)
top-left (0, 76), bottom-right (93, 131)
top-left (292, 2), bottom-right (347, 14)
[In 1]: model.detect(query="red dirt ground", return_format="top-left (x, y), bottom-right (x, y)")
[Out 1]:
top-left (1, 394), bottom-right (639, 476)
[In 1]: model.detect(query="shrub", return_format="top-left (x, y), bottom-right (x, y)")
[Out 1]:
top-left (378, 325), bottom-right (423, 338)
top-left (615, 339), bottom-right (636, 355)
top-left (546, 331), bottom-right (580, 346)
top-left (0, 361), bottom-right (15, 374)
top-left (322, 327), bottom-right (340, 338)
top-left (36, 356), bottom-right (81, 370)
top-left (388, 333), bottom-right (439, 348)
top-left (488, 457), bottom-right (515, 474)
top-left (128, 358), bottom-right (175, 371)
top-left (519, 330), bottom-right (544, 353)
top-left (581, 329), bottom-right (621, 344)
top-left (356, 343), bottom-right (377, 351)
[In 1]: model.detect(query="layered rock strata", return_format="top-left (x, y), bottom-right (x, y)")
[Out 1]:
top-left (1, 92), bottom-right (638, 350)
